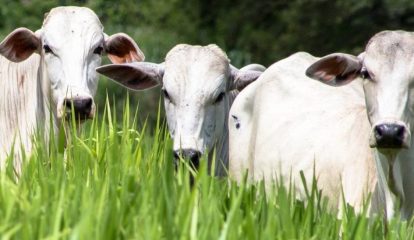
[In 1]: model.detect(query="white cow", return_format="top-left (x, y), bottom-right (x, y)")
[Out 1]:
top-left (306, 30), bottom-right (414, 220)
top-left (96, 44), bottom-right (263, 176)
top-left (229, 52), bottom-right (378, 213)
top-left (0, 6), bottom-right (143, 174)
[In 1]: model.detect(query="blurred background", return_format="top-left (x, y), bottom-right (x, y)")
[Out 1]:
top-left (1, 0), bottom-right (414, 127)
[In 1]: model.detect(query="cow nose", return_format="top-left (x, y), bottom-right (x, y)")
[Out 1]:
top-left (174, 149), bottom-right (201, 169)
top-left (374, 123), bottom-right (406, 148)
top-left (65, 98), bottom-right (93, 119)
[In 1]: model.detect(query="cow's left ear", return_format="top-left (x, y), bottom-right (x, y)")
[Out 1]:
top-left (0, 28), bottom-right (41, 62)
top-left (306, 53), bottom-right (362, 86)
top-left (104, 33), bottom-right (145, 64)
top-left (229, 64), bottom-right (264, 91)
top-left (96, 62), bottom-right (163, 91)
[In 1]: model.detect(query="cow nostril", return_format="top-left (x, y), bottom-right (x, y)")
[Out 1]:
top-left (173, 151), bottom-right (180, 170)
top-left (173, 150), bottom-right (180, 160)
top-left (396, 125), bottom-right (405, 139)
top-left (83, 98), bottom-right (93, 109)
top-left (186, 150), bottom-right (201, 169)
top-left (65, 100), bottom-right (72, 109)
top-left (188, 153), bottom-right (200, 169)
top-left (374, 125), bottom-right (384, 139)
top-left (74, 98), bottom-right (92, 111)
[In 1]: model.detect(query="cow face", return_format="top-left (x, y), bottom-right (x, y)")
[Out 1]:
top-left (162, 45), bottom-right (230, 169)
top-left (96, 44), bottom-right (262, 168)
top-left (306, 31), bottom-right (414, 152)
top-left (0, 7), bottom-right (144, 121)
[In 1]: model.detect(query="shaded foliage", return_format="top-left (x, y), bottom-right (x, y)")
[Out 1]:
top-left (2, 0), bottom-right (414, 64)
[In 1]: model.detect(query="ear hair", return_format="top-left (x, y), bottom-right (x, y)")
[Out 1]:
top-left (104, 33), bottom-right (145, 64)
top-left (0, 28), bottom-right (41, 62)
top-left (305, 53), bottom-right (362, 86)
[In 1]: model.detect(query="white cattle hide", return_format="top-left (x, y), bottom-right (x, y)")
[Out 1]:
top-left (229, 52), bottom-right (377, 213)
top-left (0, 6), bottom-right (144, 174)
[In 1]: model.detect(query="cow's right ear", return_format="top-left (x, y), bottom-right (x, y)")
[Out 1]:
top-left (96, 62), bottom-right (164, 91)
top-left (306, 53), bottom-right (362, 86)
top-left (0, 28), bottom-right (41, 62)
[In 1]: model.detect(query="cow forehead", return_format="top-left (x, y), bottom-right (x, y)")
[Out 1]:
top-left (43, 7), bottom-right (102, 27)
top-left (164, 44), bottom-right (230, 83)
top-left (365, 31), bottom-right (414, 71)
top-left (41, 7), bottom-right (103, 48)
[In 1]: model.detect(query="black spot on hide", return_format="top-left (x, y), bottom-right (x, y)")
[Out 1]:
top-left (232, 115), bottom-right (241, 129)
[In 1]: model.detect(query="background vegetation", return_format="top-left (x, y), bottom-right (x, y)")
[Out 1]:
top-left (1, 0), bottom-right (414, 125)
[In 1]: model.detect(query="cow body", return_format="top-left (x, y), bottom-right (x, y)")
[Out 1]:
top-left (97, 44), bottom-right (263, 176)
top-left (0, 6), bottom-right (143, 173)
top-left (229, 52), bottom-right (377, 212)
top-left (306, 30), bottom-right (414, 219)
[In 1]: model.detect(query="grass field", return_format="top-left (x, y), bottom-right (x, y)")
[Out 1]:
top-left (0, 98), bottom-right (413, 240)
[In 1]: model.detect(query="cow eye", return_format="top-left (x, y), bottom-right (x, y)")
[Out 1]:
top-left (93, 46), bottom-right (103, 55)
top-left (361, 68), bottom-right (371, 80)
top-left (214, 92), bottom-right (225, 104)
top-left (43, 45), bottom-right (53, 54)
top-left (162, 89), bottom-right (171, 102)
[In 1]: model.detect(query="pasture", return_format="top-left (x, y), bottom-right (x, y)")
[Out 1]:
top-left (0, 99), bottom-right (412, 239)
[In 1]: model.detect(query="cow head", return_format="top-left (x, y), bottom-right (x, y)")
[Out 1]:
top-left (306, 31), bottom-right (414, 153)
top-left (97, 44), bottom-right (262, 169)
top-left (0, 6), bottom-right (144, 121)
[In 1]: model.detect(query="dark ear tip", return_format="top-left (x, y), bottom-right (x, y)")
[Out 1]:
top-left (305, 66), bottom-right (314, 78)
top-left (95, 65), bottom-right (108, 74)
top-left (96, 64), bottom-right (128, 73)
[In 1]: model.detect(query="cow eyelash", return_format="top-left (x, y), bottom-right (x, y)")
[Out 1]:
top-left (43, 45), bottom-right (53, 54)
top-left (214, 92), bottom-right (225, 104)
top-left (93, 46), bottom-right (104, 55)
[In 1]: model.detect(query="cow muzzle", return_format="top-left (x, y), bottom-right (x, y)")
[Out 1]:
top-left (370, 121), bottom-right (411, 149)
top-left (173, 149), bottom-right (202, 170)
top-left (63, 97), bottom-right (95, 121)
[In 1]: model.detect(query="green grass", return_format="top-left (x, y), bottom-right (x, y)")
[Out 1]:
top-left (0, 98), bottom-right (413, 240)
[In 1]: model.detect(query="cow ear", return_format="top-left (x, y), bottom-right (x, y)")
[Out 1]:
top-left (306, 53), bottom-right (362, 86)
top-left (229, 65), bottom-right (264, 91)
top-left (0, 28), bottom-right (41, 62)
top-left (104, 33), bottom-right (145, 64)
top-left (96, 62), bottom-right (164, 91)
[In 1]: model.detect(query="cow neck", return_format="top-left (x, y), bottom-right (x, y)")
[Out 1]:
top-left (209, 93), bottom-right (233, 176)
top-left (396, 138), bottom-right (414, 220)
top-left (374, 147), bottom-right (414, 220)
